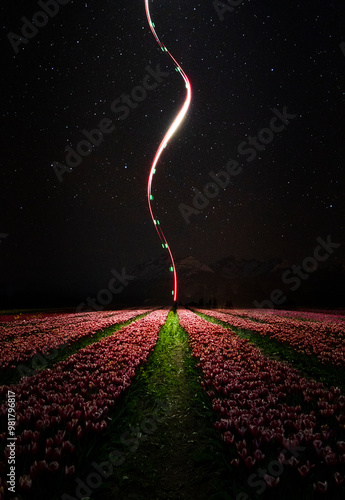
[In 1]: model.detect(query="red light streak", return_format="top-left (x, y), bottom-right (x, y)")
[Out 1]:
top-left (144, 0), bottom-right (192, 303)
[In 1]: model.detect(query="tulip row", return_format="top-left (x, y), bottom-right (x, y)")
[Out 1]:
top-left (0, 309), bottom-right (151, 342)
top-left (0, 309), bottom-right (152, 370)
top-left (262, 309), bottom-right (345, 323)
top-left (0, 311), bottom-right (59, 325)
top-left (194, 308), bottom-right (345, 368)
top-left (219, 308), bottom-right (345, 332)
top-left (253, 309), bottom-right (345, 325)
top-left (0, 308), bottom-right (168, 496)
top-left (178, 309), bottom-right (345, 497)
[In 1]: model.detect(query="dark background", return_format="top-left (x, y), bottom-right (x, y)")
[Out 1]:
top-left (1, 0), bottom-right (344, 308)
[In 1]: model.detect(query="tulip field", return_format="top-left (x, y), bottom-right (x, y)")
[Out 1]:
top-left (194, 308), bottom-right (345, 368)
top-left (0, 307), bottom-right (344, 499)
top-left (181, 309), bottom-right (345, 499)
top-left (0, 309), bottom-right (153, 372)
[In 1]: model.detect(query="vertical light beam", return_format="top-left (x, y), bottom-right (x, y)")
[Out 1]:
top-left (144, 0), bottom-right (192, 304)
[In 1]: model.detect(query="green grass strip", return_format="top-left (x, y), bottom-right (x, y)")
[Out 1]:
top-left (195, 310), bottom-right (345, 393)
top-left (1, 311), bottom-right (150, 386)
top-left (60, 310), bottom-right (235, 500)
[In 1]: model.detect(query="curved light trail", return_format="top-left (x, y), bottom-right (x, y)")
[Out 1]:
top-left (144, 0), bottom-right (192, 304)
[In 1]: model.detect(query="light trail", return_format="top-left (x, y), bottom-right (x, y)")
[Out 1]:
top-left (144, 0), bottom-right (192, 304)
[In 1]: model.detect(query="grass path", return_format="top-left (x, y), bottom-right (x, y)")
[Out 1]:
top-left (87, 310), bottom-right (232, 500)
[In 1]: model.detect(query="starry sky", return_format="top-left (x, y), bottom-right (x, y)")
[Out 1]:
top-left (1, 0), bottom-right (344, 305)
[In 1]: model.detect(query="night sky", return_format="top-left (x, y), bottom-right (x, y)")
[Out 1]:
top-left (1, 0), bottom-right (344, 306)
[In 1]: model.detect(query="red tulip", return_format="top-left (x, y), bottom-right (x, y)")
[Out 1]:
top-left (54, 430), bottom-right (66, 446)
top-left (222, 431), bottom-right (234, 445)
top-left (333, 472), bottom-right (344, 487)
top-left (253, 449), bottom-right (265, 462)
top-left (298, 462), bottom-right (315, 478)
top-left (18, 475), bottom-right (32, 492)
top-left (264, 474), bottom-right (280, 488)
top-left (29, 461), bottom-right (38, 479)
top-left (23, 430), bottom-right (33, 441)
top-left (46, 438), bottom-right (54, 448)
top-left (244, 456), bottom-right (256, 468)
top-left (324, 452), bottom-right (337, 467)
top-left (65, 465), bottom-right (75, 477)
top-left (53, 448), bottom-right (62, 460)
top-left (48, 461), bottom-right (60, 473)
top-left (313, 481), bottom-right (328, 494)
top-left (288, 456), bottom-right (299, 468)
top-left (337, 441), bottom-right (345, 453)
top-left (312, 439), bottom-right (323, 455)
top-left (37, 460), bottom-right (49, 472)
top-left (76, 425), bottom-right (83, 439)
top-left (31, 442), bottom-right (39, 455)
